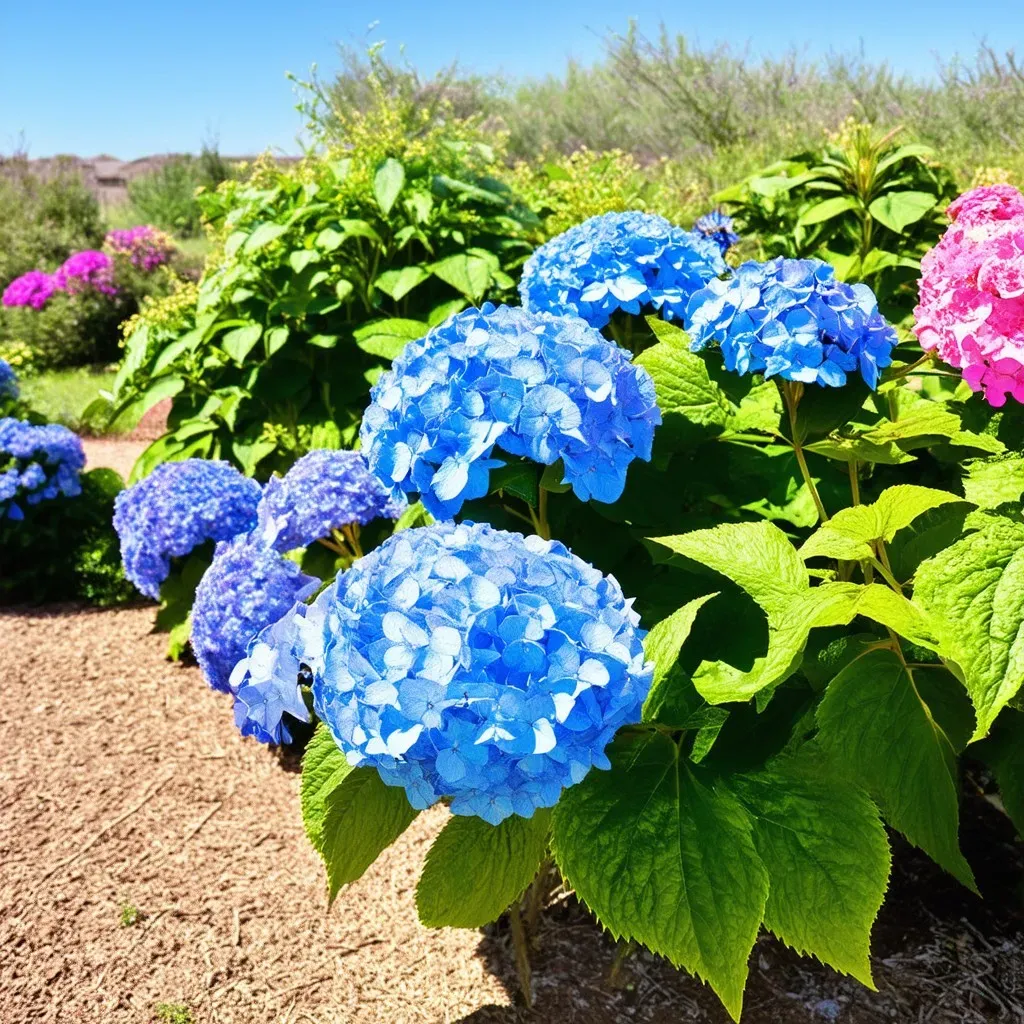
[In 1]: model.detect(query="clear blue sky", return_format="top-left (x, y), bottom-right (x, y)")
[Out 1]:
top-left (2, 0), bottom-right (1021, 159)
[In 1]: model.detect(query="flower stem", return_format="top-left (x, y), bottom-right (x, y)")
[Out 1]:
top-left (534, 487), bottom-right (552, 541)
top-left (341, 522), bottom-right (364, 559)
top-left (508, 902), bottom-right (533, 1008)
top-left (848, 458), bottom-right (861, 507)
top-left (882, 350), bottom-right (934, 384)
top-left (780, 380), bottom-right (829, 523)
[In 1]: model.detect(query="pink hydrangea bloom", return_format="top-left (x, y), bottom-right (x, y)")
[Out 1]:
top-left (53, 250), bottom-right (117, 297)
top-left (914, 185), bottom-right (1024, 407)
top-left (105, 225), bottom-right (175, 272)
top-left (2, 270), bottom-right (58, 310)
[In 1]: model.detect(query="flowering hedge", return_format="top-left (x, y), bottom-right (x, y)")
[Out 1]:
top-left (115, 194), bottom-right (1024, 1020)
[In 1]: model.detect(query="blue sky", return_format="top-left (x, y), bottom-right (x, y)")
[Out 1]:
top-left (2, 0), bottom-right (1021, 159)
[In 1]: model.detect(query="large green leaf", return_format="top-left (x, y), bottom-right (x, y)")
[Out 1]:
top-left (731, 750), bottom-right (890, 986)
top-left (353, 318), bottom-right (428, 360)
top-left (796, 195), bottom-right (861, 226)
top-left (317, 768), bottom-right (419, 902)
top-left (373, 158), bottom-right (405, 215)
top-left (552, 732), bottom-right (768, 1021)
top-left (975, 710), bottom-right (1024, 837)
top-left (868, 191), bottom-right (936, 233)
top-left (642, 594), bottom-right (719, 699)
top-left (800, 485), bottom-right (962, 564)
top-left (816, 649), bottom-right (976, 889)
top-left (300, 724), bottom-right (354, 852)
top-left (963, 455), bottom-right (1024, 508)
top-left (416, 810), bottom-right (550, 928)
top-left (915, 516), bottom-right (1024, 740)
top-left (375, 265), bottom-right (430, 301)
top-left (431, 253), bottom-right (493, 302)
top-left (243, 221), bottom-right (289, 253)
top-left (220, 323), bottom-right (263, 364)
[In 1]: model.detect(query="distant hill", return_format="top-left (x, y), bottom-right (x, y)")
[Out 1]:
top-left (17, 153), bottom-right (300, 208)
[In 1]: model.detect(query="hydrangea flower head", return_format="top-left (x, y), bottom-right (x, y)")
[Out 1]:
top-left (54, 250), bottom-right (117, 296)
top-left (0, 360), bottom-right (18, 403)
top-left (304, 521), bottom-right (653, 824)
top-left (687, 257), bottom-right (898, 388)
top-left (519, 210), bottom-right (726, 328)
top-left (693, 210), bottom-right (740, 255)
top-left (190, 531), bottom-right (318, 696)
top-left (914, 184), bottom-right (1024, 406)
top-left (0, 417), bottom-right (85, 520)
top-left (2, 270), bottom-right (58, 310)
top-left (257, 448), bottom-right (404, 552)
top-left (105, 225), bottom-right (175, 272)
top-left (113, 459), bottom-right (262, 599)
top-left (360, 304), bottom-right (660, 518)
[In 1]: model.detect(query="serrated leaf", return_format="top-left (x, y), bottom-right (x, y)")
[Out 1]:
top-left (800, 485), bottom-right (962, 564)
top-left (373, 158), bottom-right (405, 215)
top-left (963, 455), bottom-right (1024, 508)
top-left (416, 810), bottom-right (550, 928)
top-left (731, 750), bottom-right (890, 986)
top-left (489, 461), bottom-right (539, 508)
top-left (375, 265), bottom-right (430, 301)
top-left (805, 435), bottom-right (915, 465)
top-left (915, 516), bottom-right (1024, 740)
top-left (301, 724), bottom-right (354, 852)
top-left (551, 732), bottom-right (768, 1021)
top-left (975, 710), bottom-right (1024, 837)
top-left (353, 318), bottom-right (427, 360)
top-left (243, 221), bottom-right (288, 253)
top-left (868, 191), bottom-right (936, 233)
top-left (221, 323), bottom-right (263, 364)
top-left (431, 253), bottom-right (493, 302)
top-left (318, 768), bottom-right (419, 902)
top-left (816, 649), bottom-right (976, 890)
top-left (642, 595), bottom-right (718, 719)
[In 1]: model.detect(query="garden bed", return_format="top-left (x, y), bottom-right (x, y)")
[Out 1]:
top-left (1, 603), bottom-right (1022, 1024)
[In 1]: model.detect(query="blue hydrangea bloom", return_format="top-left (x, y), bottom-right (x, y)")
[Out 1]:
top-left (693, 210), bottom-right (740, 255)
top-left (0, 417), bottom-right (85, 520)
top-left (303, 521), bottom-right (653, 825)
top-left (0, 360), bottom-right (18, 403)
top-left (257, 448), bottom-right (404, 552)
top-left (229, 600), bottom-right (328, 743)
top-left (113, 459), bottom-right (262, 600)
top-left (519, 210), bottom-right (726, 329)
top-left (686, 257), bottom-right (898, 388)
top-left (190, 531), bottom-right (319, 696)
top-left (360, 304), bottom-right (661, 519)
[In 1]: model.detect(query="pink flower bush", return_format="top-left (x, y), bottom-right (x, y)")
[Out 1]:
top-left (2, 270), bottom-right (58, 310)
top-left (53, 250), bottom-right (117, 297)
top-left (914, 184), bottom-right (1024, 407)
top-left (105, 225), bottom-right (175, 272)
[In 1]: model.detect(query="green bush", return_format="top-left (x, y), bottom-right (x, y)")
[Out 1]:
top-left (110, 102), bottom-right (537, 482)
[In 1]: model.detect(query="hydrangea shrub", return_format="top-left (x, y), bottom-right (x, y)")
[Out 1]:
top-left (0, 418), bottom-right (85, 520)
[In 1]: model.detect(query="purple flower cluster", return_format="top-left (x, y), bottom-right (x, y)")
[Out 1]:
top-left (54, 250), bottom-right (117, 297)
top-left (2, 270), bottom-right (58, 310)
top-left (0, 417), bottom-right (85, 521)
top-left (105, 225), bottom-right (176, 272)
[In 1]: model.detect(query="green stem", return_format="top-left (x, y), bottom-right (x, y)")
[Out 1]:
top-left (536, 487), bottom-right (551, 541)
top-left (869, 555), bottom-right (902, 593)
top-left (524, 859), bottom-right (553, 935)
top-left (848, 459), bottom-right (861, 507)
top-left (882, 350), bottom-right (934, 383)
top-left (608, 940), bottom-right (636, 988)
top-left (781, 380), bottom-right (829, 523)
top-left (508, 903), bottom-right (532, 1008)
top-left (341, 522), bottom-right (364, 559)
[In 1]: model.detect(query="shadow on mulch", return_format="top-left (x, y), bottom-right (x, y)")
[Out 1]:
top-left (463, 790), bottom-right (1024, 1024)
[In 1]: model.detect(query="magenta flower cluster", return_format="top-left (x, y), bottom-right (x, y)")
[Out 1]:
top-left (105, 225), bottom-right (176, 272)
top-left (914, 184), bottom-right (1024, 407)
top-left (2, 270), bottom-right (58, 310)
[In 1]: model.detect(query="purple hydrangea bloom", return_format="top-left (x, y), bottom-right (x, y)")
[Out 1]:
top-left (360, 304), bottom-right (661, 518)
top-left (301, 521), bottom-right (653, 825)
top-left (693, 210), bottom-right (740, 255)
top-left (2, 270), bottom-right (58, 310)
top-left (0, 417), bottom-right (85, 520)
top-left (229, 599), bottom-right (327, 743)
top-left (113, 459), bottom-right (262, 600)
top-left (257, 449), bottom-right (404, 552)
top-left (105, 225), bottom-right (175, 272)
top-left (519, 210), bottom-right (726, 329)
top-left (686, 257), bottom-right (898, 388)
top-left (54, 250), bottom-right (117, 296)
top-left (0, 360), bottom-right (18, 403)
top-left (190, 531), bottom-right (318, 697)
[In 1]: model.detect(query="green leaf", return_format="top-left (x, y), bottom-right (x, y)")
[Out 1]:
top-left (642, 594), bottom-right (718, 719)
top-left (796, 195), bottom-right (861, 226)
top-left (264, 326), bottom-right (290, 357)
top-left (307, 334), bottom-right (340, 349)
top-left (318, 768), bottom-right (419, 902)
top-left (805, 435), bottom-right (915, 466)
top-left (243, 221), bottom-right (289, 253)
top-left (975, 710), bottom-right (1024, 837)
top-left (800, 485), bottom-right (962, 564)
top-left (300, 724), bottom-right (354, 852)
top-left (416, 810), bottom-right (550, 928)
top-left (220, 323), bottom-right (263, 364)
top-left (353, 318), bottom-right (427, 361)
top-left (868, 191), bottom-right (936, 233)
top-left (373, 157), bottom-right (405, 215)
top-left (731, 750), bottom-right (890, 986)
top-left (551, 732), bottom-right (768, 1021)
top-left (431, 253), bottom-right (493, 302)
top-left (816, 649), bottom-right (976, 890)
top-left (963, 455), bottom-right (1024, 508)
top-left (393, 501), bottom-right (434, 532)
top-left (539, 460), bottom-right (571, 493)
top-left (874, 143), bottom-right (933, 174)
top-left (375, 265), bottom-right (430, 301)
top-left (289, 249), bottom-right (319, 273)
top-left (489, 461), bottom-right (539, 508)
top-left (915, 516), bottom-right (1024, 740)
